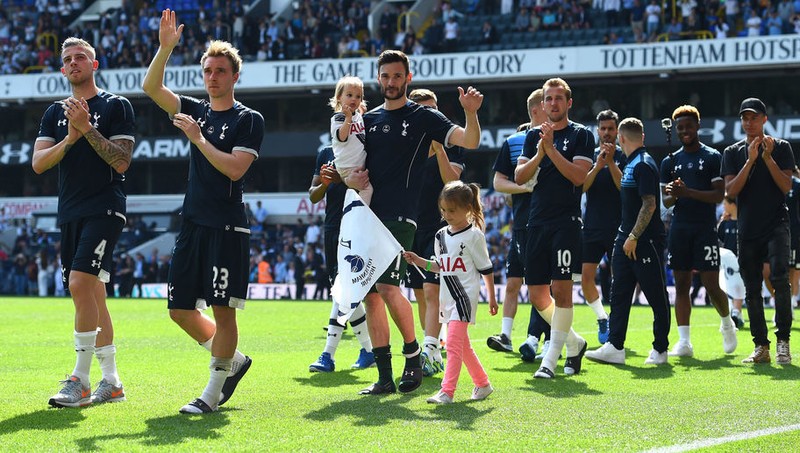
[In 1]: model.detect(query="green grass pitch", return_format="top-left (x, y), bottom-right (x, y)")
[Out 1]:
top-left (1, 297), bottom-right (799, 452)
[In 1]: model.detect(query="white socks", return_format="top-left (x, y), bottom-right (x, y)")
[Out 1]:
top-left (324, 325), bottom-right (344, 357)
top-left (586, 298), bottom-right (608, 320)
top-left (424, 335), bottom-right (442, 361)
top-left (200, 357), bottom-right (231, 407)
top-left (200, 336), bottom-right (246, 377)
top-left (95, 344), bottom-right (121, 386)
top-left (501, 317), bottom-right (514, 338)
top-left (720, 314), bottom-right (735, 329)
top-left (677, 325), bottom-right (691, 344)
top-left (72, 330), bottom-right (97, 386)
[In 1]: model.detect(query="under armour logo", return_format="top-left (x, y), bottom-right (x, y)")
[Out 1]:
top-left (369, 125), bottom-right (377, 132)
top-left (711, 260), bottom-right (719, 267)
top-left (92, 112), bottom-right (100, 128)
top-left (327, 333), bottom-right (337, 338)
top-left (401, 121), bottom-right (409, 136)
top-left (197, 118), bottom-right (206, 128)
top-left (62, 266), bottom-right (67, 283)
top-left (214, 289), bottom-right (226, 298)
top-left (698, 119), bottom-right (725, 144)
top-left (560, 267), bottom-right (570, 274)
top-left (168, 284), bottom-right (174, 301)
top-left (220, 123), bottom-right (229, 139)
top-left (642, 257), bottom-right (652, 263)
top-left (433, 273), bottom-right (440, 280)
top-left (58, 119), bottom-right (67, 127)
top-left (675, 164), bottom-right (682, 171)
top-left (91, 260), bottom-right (101, 269)
top-left (391, 272), bottom-right (400, 279)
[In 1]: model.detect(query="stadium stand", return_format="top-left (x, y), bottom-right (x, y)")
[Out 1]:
top-left (3, 0), bottom-right (799, 74)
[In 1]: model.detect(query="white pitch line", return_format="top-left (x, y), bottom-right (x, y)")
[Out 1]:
top-left (645, 423), bottom-right (800, 453)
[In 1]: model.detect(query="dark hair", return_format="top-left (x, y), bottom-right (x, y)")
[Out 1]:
top-left (377, 50), bottom-right (409, 75)
top-left (596, 109), bottom-right (619, 124)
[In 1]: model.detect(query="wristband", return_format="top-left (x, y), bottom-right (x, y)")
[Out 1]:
top-left (425, 261), bottom-right (432, 272)
top-left (628, 233), bottom-right (638, 241)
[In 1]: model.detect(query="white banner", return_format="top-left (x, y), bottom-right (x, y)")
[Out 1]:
top-left (5, 36), bottom-right (799, 102)
top-left (330, 190), bottom-right (403, 323)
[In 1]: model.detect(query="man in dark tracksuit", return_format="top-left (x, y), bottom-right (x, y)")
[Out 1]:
top-left (586, 117), bottom-right (671, 366)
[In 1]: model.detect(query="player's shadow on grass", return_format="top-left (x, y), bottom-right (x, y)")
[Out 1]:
top-left (428, 403), bottom-right (495, 431)
top-left (293, 369), bottom-right (366, 388)
top-left (492, 358), bottom-right (538, 374)
top-left (668, 356), bottom-right (734, 371)
top-left (623, 363), bottom-right (676, 380)
top-left (304, 394), bottom-right (419, 426)
top-left (0, 408), bottom-right (86, 435)
top-left (74, 412), bottom-right (231, 450)
top-left (745, 363), bottom-right (800, 380)
top-left (523, 378), bottom-right (603, 398)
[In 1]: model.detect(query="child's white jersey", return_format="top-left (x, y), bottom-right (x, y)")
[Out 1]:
top-left (435, 224), bottom-right (493, 324)
top-left (330, 111), bottom-right (366, 169)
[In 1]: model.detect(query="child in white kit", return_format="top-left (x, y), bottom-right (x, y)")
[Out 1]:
top-left (329, 75), bottom-right (373, 205)
top-left (403, 181), bottom-right (499, 404)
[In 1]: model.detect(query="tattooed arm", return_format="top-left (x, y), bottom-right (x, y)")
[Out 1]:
top-left (623, 194), bottom-right (656, 260)
top-left (83, 128), bottom-right (133, 173)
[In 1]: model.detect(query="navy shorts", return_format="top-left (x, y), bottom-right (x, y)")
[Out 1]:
top-left (324, 227), bottom-right (340, 284)
top-left (667, 225), bottom-right (720, 272)
top-left (582, 229), bottom-right (616, 264)
top-left (790, 234), bottom-right (800, 270)
top-left (60, 212), bottom-right (126, 284)
top-left (505, 228), bottom-right (527, 279)
top-left (405, 227), bottom-right (440, 289)
top-left (168, 220), bottom-right (250, 310)
top-left (525, 219), bottom-right (582, 285)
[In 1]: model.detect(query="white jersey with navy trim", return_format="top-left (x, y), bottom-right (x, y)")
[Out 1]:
top-left (330, 111), bottom-right (366, 169)
top-left (435, 224), bottom-right (493, 324)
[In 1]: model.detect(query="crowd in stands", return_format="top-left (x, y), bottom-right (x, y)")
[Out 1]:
top-left (3, 0), bottom-right (800, 75)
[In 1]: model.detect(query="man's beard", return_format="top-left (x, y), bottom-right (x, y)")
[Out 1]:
top-left (381, 82), bottom-right (407, 101)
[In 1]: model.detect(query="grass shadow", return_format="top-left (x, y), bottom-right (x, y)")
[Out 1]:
top-left (0, 408), bottom-right (86, 435)
top-left (303, 393), bottom-right (419, 427)
top-left (74, 411), bottom-right (231, 450)
top-left (623, 363), bottom-right (676, 380)
top-left (669, 356), bottom-right (735, 371)
top-left (492, 358), bottom-right (538, 373)
top-left (428, 403), bottom-right (495, 431)
top-left (292, 369), bottom-right (365, 388)
top-left (745, 363), bottom-right (800, 380)
top-left (521, 377), bottom-right (604, 398)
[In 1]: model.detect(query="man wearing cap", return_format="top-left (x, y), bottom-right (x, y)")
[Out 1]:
top-left (721, 98), bottom-right (795, 365)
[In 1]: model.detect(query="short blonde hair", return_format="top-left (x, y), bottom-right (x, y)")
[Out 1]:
top-left (543, 78), bottom-right (572, 100)
top-left (409, 88), bottom-right (437, 104)
top-left (672, 105), bottom-right (700, 122)
top-left (618, 117), bottom-right (644, 140)
top-left (201, 40), bottom-right (242, 74)
top-left (328, 75), bottom-right (364, 111)
top-left (527, 88), bottom-right (543, 115)
top-left (62, 37), bottom-right (95, 60)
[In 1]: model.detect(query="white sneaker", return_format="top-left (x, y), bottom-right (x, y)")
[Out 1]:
top-left (585, 342), bottom-right (625, 365)
top-left (471, 384), bottom-right (494, 401)
top-left (534, 340), bottom-right (551, 360)
top-left (720, 322), bottom-right (738, 354)
top-left (644, 349), bottom-right (668, 365)
top-left (426, 390), bottom-right (454, 404)
top-left (668, 342), bottom-right (694, 357)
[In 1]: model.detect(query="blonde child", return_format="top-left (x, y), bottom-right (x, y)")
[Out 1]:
top-left (329, 75), bottom-right (373, 205)
top-left (403, 181), bottom-right (498, 404)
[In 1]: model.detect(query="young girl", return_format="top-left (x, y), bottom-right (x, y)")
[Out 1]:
top-left (403, 181), bottom-right (498, 404)
top-left (329, 75), bottom-right (373, 205)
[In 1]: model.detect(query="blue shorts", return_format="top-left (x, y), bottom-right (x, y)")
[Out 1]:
top-left (405, 227), bottom-right (440, 289)
top-left (582, 228), bottom-right (616, 264)
top-left (667, 225), bottom-right (720, 272)
top-left (168, 219), bottom-right (250, 310)
top-left (525, 219), bottom-right (582, 285)
top-left (60, 212), bottom-right (125, 284)
top-left (505, 228), bottom-right (527, 279)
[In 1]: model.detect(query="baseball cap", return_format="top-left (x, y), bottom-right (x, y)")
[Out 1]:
top-left (739, 98), bottom-right (766, 115)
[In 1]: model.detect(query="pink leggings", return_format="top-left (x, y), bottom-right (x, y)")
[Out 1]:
top-left (441, 320), bottom-right (490, 397)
